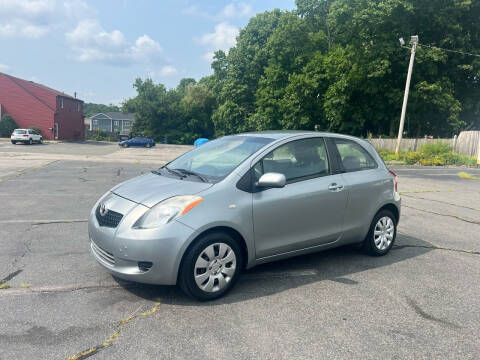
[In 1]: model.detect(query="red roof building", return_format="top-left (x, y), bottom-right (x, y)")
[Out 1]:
top-left (0, 73), bottom-right (84, 140)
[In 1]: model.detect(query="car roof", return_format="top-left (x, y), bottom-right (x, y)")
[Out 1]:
top-left (235, 131), bottom-right (363, 142)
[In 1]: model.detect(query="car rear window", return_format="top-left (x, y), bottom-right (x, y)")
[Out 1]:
top-left (14, 130), bottom-right (26, 134)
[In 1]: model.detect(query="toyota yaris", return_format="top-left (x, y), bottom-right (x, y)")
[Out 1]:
top-left (89, 131), bottom-right (400, 300)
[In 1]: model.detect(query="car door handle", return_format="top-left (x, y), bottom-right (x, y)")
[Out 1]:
top-left (328, 183), bottom-right (344, 192)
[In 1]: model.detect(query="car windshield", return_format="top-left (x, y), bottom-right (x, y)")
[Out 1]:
top-left (14, 130), bottom-right (26, 134)
top-left (164, 136), bottom-right (273, 182)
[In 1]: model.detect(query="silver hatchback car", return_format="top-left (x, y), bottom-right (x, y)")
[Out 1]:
top-left (89, 131), bottom-right (400, 300)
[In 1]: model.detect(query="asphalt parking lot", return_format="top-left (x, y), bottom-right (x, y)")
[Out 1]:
top-left (1, 140), bottom-right (479, 359)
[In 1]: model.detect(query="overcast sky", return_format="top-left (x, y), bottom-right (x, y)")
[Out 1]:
top-left (0, 0), bottom-right (295, 105)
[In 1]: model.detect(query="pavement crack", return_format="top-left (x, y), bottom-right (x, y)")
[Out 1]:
top-left (403, 205), bottom-right (480, 226)
top-left (32, 219), bottom-right (88, 226)
top-left (405, 297), bottom-right (461, 329)
top-left (0, 160), bottom-right (58, 184)
top-left (67, 302), bottom-right (161, 360)
top-left (0, 219), bottom-right (88, 225)
top-left (0, 270), bottom-right (23, 284)
top-left (393, 244), bottom-right (479, 255)
top-left (402, 194), bottom-right (480, 212)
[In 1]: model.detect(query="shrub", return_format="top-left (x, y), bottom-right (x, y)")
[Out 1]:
top-left (86, 129), bottom-right (116, 142)
top-left (405, 151), bottom-right (419, 165)
top-left (0, 114), bottom-right (18, 137)
top-left (376, 142), bottom-right (476, 166)
top-left (419, 142), bottom-right (452, 157)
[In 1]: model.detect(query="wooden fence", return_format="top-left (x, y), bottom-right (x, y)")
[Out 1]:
top-left (369, 131), bottom-right (480, 157)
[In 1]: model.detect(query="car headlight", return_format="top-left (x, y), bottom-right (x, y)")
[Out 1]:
top-left (133, 195), bottom-right (203, 229)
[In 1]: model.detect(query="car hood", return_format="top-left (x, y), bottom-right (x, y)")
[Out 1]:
top-left (112, 172), bottom-right (213, 208)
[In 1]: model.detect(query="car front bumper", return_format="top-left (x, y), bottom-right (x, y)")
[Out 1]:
top-left (88, 194), bottom-right (195, 285)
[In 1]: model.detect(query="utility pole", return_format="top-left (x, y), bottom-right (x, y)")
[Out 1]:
top-left (395, 35), bottom-right (419, 155)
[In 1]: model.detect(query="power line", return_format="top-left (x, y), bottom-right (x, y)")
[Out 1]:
top-left (417, 43), bottom-right (480, 58)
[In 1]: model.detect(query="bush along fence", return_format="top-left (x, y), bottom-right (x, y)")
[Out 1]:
top-left (369, 131), bottom-right (480, 166)
top-left (369, 131), bottom-right (480, 158)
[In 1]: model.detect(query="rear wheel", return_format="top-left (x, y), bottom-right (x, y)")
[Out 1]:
top-left (29, 138), bottom-right (33, 145)
top-left (362, 209), bottom-right (397, 256)
top-left (179, 232), bottom-right (243, 301)
top-left (146, 143), bottom-right (152, 148)
top-left (11, 140), bottom-right (16, 144)
top-left (39, 138), bottom-right (43, 144)
top-left (122, 143), bottom-right (129, 148)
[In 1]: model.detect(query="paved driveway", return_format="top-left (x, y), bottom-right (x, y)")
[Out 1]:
top-left (0, 144), bottom-right (479, 359)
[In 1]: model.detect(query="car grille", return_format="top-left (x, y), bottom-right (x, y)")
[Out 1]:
top-left (91, 241), bottom-right (115, 266)
top-left (95, 206), bottom-right (123, 228)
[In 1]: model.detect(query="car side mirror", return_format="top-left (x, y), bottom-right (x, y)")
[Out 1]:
top-left (257, 172), bottom-right (286, 188)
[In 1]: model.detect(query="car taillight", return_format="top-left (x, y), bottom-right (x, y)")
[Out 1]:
top-left (23, 134), bottom-right (28, 137)
top-left (11, 133), bottom-right (14, 136)
top-left (389, 170), bottom-right (398, 192)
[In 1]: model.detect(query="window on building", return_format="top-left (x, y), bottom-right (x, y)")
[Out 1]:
top-left (77, 103), bottom-right (80, 112)
top-left (123, 121), bottom-right (131, 129)
top-left (60, 98), bottom-right (64, 109)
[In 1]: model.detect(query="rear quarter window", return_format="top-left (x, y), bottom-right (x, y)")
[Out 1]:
top-left (334, 139), bottom-right (377, 172)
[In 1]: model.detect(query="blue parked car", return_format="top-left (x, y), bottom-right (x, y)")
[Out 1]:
top-left (119, 136), bottom-right (155, 148)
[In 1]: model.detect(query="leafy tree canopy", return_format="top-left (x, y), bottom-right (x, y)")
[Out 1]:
top-left (123, 0), bottom-right (480, 143)
top-left (0, 114), bottom-right (18, 137)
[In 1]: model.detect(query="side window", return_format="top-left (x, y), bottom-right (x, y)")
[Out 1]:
top-left (334, 139), bottom-right (377, 172)
top-left (256, 137), bottom-right (329, 183)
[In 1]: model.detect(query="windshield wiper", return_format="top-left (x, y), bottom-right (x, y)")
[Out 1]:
top-left (155, 166), bottom-right (184, 178)
top-left (172, 168), bottom-right (209, 182)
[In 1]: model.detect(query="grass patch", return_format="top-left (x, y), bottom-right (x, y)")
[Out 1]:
top-left (377, 142), bottom-right (477, 166)
top-left (0, 284), bottom-right (10, 289)
top-left (458, 172), bottom-right (480, 180)
top-left (20, 283), bottom-right (31, 288)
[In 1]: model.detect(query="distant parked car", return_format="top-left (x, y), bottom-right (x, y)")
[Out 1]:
top-left (11, 129), bottom-right (43, 145)
top-left (119, 136), bottom-right (155, 148)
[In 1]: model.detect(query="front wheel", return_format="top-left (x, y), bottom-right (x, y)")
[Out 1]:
top-left (179, 232), bottom-right (243, 301)
top-left (362, 209), bottom-right (397, 256)
top-left (122, 143), bottom-right (129, 148)
top-left (39, 138), bottom-right (43, 144)
top-left (145, 143), bottom-right (152, 148)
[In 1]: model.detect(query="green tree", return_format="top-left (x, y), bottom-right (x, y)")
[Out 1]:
top-left (83, 103), bottom-right (120, 117)
top-left (0, 114), bottom-right (18, 137)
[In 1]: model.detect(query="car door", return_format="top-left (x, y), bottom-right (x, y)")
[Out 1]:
top-left (131, 137), bottom-right (140, 146)
top-left (252, 137), bottom-right (348, 259)
top-left (330, 138), bottom-right (384, 239)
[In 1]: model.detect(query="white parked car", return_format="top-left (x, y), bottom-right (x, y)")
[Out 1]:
top-left (11, 129), bottom-right (43, 145)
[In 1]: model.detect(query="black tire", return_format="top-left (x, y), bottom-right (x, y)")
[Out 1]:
top-left (28, 138), bottom-right (33, 145)
top-left (145, 143), bottom-right (152, 148)
top-left (39, 138), bottom-right (43, 144)
top-left (11, 140), bottom-right (16, 144)
top-left (179, 232), bottom-right (243, 301)
top-left (362, 209), bottom-right (397, 256)
top-left (122, 143), bottom-right (129, 148)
